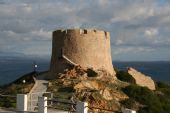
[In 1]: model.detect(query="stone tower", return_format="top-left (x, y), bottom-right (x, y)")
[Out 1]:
top-left (50, 29), bottom-right (116, 78)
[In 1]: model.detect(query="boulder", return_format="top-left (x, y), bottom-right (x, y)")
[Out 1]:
top-left (127, 67), bottom-right (155, 90)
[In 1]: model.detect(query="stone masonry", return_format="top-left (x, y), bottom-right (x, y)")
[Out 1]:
top-left (50, 29), bottom-right (116, 78)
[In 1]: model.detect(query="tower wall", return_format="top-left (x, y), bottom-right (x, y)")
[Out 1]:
top-left (50, 29), bottom-right (116, 78)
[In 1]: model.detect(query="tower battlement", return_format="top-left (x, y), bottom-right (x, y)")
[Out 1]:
top-left (50, 28), bottom-right (116, 78)
top-left (53, 29), bottom-right (110, 39)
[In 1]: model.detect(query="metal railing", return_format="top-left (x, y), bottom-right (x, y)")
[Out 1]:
top-left (15, 94), bottom-right (136, 113)
top-left (0, 94), bottom-right (16, 98)
top-left (0, 94), bottom-right (16, 109)
top-left (27, 92), bottom-right (53, 111)
top-left (88, 106), bottom-right (122, 113)
top-left (47, 98), bottom-right (76, 112)
top-left (46, 98), bottom-right (123, 113)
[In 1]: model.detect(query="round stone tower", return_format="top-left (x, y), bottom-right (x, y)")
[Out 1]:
top-left (50, 29), bottom-right (116, 78)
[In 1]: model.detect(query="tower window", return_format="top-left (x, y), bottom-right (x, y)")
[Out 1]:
top-left (84, 30), bottom-right (87, 34)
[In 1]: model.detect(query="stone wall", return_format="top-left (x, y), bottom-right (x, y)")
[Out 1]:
top-left (127, 67), bottom-right (155, 90)
top-left (50, 29), bottom-right (116, 78)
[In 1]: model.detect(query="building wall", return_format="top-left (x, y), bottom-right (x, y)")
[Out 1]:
top-left (50, 29), bottom-right (116, 78)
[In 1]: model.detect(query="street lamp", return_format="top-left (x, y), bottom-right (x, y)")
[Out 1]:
top-left (22, 80), bottom-right (26, 94)
top-left (22, 80), bottom-right (26, 84)
top-left (33, 62), bottom-right (38, 72)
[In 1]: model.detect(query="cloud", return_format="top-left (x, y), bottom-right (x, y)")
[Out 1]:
top-left (115, 39), bottom-right (124, 45)
top-left (145, 28), bottom-right (158, 38)
top-left (31, 29), bottom-right (51, 41)
top-left (112, 46), bottom-right (154, 55)
top-left (0, 0), bottom-right (170, 60)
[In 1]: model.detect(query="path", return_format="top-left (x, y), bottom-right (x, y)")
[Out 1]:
top-left (27, 73), bottom-right (68, 113)
top-left (0, 107), bottom-right (16, 113)
top-left (0, 107), bottom-right (67, 113)
top-left (29, 73), bottom-right (49, 94)
top-left (0, 73), bottom-right (68, 113)
top-left (27, 72), bottom-right (49, 111)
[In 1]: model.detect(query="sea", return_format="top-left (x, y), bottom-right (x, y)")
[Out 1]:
top-left (0, 57), bottom-right (169, 86)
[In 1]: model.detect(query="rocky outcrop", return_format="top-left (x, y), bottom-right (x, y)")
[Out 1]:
top-left (74, 81), bottom-right (102, 90)
top-left (127, 67), bottom-right (155, 90)
top-left (47, 66), bottom-right (128, 112)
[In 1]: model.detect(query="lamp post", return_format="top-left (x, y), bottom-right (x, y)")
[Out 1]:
top-left (23, 80), bottom-right (26, 84)
top-left (34, 64), bottom-right (38, 72)
top-left (33, 61), bottom-right (38, 72)
top-left (22, 80), bottom-right (26, 94)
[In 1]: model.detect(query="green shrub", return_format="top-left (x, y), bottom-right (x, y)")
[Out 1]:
top-left (12, 72), bottom-right (36, 85)
top-left (121, 98), bottom-right (138, 110)
top-left (86, 68), bottom-right (97, 77)
top-left (58, 86), bottom-right (74, 92)
top-left (156, 81), bottom-right (170, 89)
top-left (156, 81), bottom-right (170, 98)
top-left (113, 67), bottom-right (119, 73)
top-left (0, 97), bottom-right (16, 108)
top-left (122, 84), bottom-right (168, 113)
top-left (116, 71), bottom-right (136, 84)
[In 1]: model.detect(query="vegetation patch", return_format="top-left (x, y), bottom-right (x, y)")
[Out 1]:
top-left (86, 68), bottom-right (97, 77)
top-left (122, 84), bottom-right (170, 113)
top-left (0, 72), bottom-right (36, 108)
top-left (116, 70), bottom-right (136, 84)
top-left (156, 81), bottom-right (170, 89)
top-left (58, 86), bottom-right (75, 92)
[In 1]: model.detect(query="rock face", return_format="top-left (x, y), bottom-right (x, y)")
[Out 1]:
top-left (47, 66), bottom-right (128, 112)
top-left (50, 29), bottom-right (116, 78)
top-left (127, 67), bottom-right (155, 90)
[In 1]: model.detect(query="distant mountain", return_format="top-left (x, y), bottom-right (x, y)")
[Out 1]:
top-left (0, 51), bottom-right (50, 61)
top-left (0, 51), bottom-right (25, 57)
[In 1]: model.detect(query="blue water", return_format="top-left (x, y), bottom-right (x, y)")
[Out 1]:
top-left (113, 61), bottom-right (170, 83)
top-left (0, 58), bottom-right (50, 85)
top-left (0, 58), bottom-right (169, 85)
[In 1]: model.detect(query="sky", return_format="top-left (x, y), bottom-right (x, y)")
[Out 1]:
top-left (0, 0), bottom-right (170, 61)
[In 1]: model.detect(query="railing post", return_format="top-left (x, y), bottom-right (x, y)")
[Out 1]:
top-left (122, 108), bottom-right (136, 113)
top-left (38, 96), bottom-right (47, 113)
top-left (76, 101), bottom-right (88, 113)
top-left (16, 94), bottom-right (28, 111)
